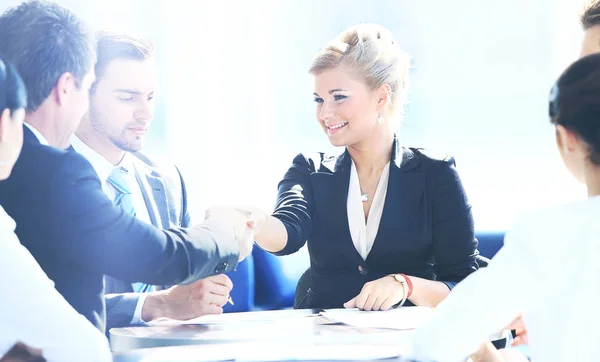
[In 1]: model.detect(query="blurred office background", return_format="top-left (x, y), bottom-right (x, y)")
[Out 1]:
top-left (0, 0), bottom-right (588, 230)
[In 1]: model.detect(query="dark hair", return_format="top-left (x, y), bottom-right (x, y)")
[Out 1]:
top-left (91, 32), bottom-right (154, 93)
top-left (549, 53), bottom-right (600, 165)
top-left (0, 58), bottom-right (27, 117)
top-left (0, 0), bottom-right (95, 112)
top-left (581, 1), bottom-right (600, 30)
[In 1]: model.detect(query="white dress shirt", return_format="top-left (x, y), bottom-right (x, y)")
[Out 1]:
top-left (0, 205), bottom-right (112, 361)
top-left (24, 122), bottom-right (49, 146)
top-left (409, 196), bottom-right (600, 362)
top-left (347, 161), bottom-right (390, 260)
top-left (70, 135), bottom-right (151, 325)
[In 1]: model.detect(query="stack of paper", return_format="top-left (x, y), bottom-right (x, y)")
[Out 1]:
top-left (321, 306), bottom-right (434, 330)
top-left (148, 309), bottom-right (317, 326)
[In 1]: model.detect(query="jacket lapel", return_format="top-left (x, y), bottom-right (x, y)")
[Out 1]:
top-left (131, 159), bottom-right (175, 291)
top-left (367, 140), bottom-right (425, 263)
top-left (310, 151), bottom-right (365, 266)
top-left (131, 161), bottom-right (171, 229)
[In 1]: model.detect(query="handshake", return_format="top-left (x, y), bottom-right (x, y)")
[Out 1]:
top-left (204, 206), bottom-right (265, 262)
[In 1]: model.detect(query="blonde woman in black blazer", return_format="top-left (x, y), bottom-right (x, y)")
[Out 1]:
top-left (210, 24), bottom-right (479, 310)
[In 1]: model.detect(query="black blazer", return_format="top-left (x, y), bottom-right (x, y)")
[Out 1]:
top-left (0, 127), bottom-right (239, 332)
top-left (272, 138), bottom-right (479, 309)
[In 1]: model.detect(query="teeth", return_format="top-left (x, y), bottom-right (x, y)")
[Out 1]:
top-left (328, 122), bottom-right (348, 130)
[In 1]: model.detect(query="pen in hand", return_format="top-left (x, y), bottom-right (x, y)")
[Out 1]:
top-left (227, 296), bottom-right (234, 305)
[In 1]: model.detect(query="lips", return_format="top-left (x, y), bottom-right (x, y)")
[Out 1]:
top-left (326, 122), bottom-right (348, 130)
top-left (128, 127), bottom-right (147, 135)
top-left (325, 122), bottom-right (348, 136)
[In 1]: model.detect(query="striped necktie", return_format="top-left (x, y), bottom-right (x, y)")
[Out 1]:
top-left (107, 166), bottom-right (153, 293)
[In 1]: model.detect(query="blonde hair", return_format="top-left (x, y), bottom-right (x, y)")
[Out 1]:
top-left (309, 24), bottom-right (410, 116)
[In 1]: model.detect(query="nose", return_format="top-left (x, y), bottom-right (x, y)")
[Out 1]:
top-left (318, 102), bottom-right (335, 122)
top-left (134, 100), bottom-right (154, 122)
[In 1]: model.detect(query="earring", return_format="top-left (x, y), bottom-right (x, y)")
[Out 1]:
top-left (377, 114), bottom-right (384, 124)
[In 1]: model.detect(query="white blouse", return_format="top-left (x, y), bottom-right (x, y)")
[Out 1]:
top-left (0, 205), bottom-right (112, 361)
top-left (409, 196), bottom-right (600, 362)
top-left (347, 161), bottom-right (391, 260)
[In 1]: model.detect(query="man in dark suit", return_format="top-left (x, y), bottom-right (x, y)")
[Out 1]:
top-left (0, 1), bottom-right (253, 333)
top-left (72, 32), bottom-right (235, 329)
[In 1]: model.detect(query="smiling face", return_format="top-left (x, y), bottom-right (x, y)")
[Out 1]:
top-left (313, 65), bottom-right (385, 147)
top-left (88, 57), bottom-right (156, 153)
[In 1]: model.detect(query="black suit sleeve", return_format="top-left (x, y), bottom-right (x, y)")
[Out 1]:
top-left (47, 152), bottom-right (239, 285)
top-left (271, 153), bottom-right (314, 256)
top-left (430, 157), bottom-right (479, 286)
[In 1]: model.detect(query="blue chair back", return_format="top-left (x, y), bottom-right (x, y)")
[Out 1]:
top-left (475, 231), bottom-right (505, 259)
top-left (252, 246), bottom-right (309, 309)
top-left (223, 252), bottom-right (255, 312)
top-left (251, 232), bottom-right (506, 310)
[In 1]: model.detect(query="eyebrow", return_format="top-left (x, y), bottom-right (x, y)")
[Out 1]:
top-left (114, 89), bottom-right (142, 95)
top-left (113, 89), bottom-right (155, 97)
top-left (313, 89), bottom-right (347, 96)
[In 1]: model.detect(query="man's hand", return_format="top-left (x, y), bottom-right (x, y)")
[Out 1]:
top-left (141, 275), bottom-right (233, 322)
top-left (205, 206), bottom-right (254, 262)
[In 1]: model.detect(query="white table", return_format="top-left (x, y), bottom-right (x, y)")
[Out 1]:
top-left (110, 309), bottom-right (415, 361)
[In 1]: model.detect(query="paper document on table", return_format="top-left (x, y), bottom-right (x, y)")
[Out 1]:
top-left (321, 306), bottom-right (434, 330)
top-left (148, 309), bottom-right (318, 326)
top-left (122, 343), bottom-right (407, 361)
top-left (239, 344), bottom-right (406, 361)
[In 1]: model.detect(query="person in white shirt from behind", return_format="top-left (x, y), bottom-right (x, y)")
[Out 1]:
top-left (409, 53), bottom-right (600, 362)
top-left (0, 59), bottom-right (112, 361)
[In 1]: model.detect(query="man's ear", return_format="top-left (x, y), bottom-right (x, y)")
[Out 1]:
top-left (0, 108), bottom-right (11, 143)
top-left (54, 72), bottom-right (76, 106)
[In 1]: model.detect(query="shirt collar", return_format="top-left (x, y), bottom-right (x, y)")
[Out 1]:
top-left (70, 135), bottom-right (127, 183)
top-left (23, 123), bottom-right (49, 146)
top-left (0, 205), bottom-right (15, 232)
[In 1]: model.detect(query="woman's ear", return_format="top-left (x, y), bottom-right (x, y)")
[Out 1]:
top-left (555, 125), bottom-right (579, 155)
top-left (376, 84), bottom-right (392, 110)
top-left (0, 108), bottom-right (11, 143)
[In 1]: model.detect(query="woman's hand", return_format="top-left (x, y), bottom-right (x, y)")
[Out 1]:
top-left (344, 275), bottom-right (405, 311)
top-left (506, 315), bottom-right (528, 347)
top-left (235, 206), bottom-right (268, 235)
top-left (471, 340), bottom-right (529, 362)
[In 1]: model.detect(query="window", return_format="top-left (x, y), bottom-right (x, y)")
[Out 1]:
top-left (38, 0), bottom-right (587, 230)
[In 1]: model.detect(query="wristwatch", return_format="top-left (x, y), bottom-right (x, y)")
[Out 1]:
top-left (388, 274), bottom-right (408, 307)
top-left (390, 273), bottom-right (407, 286)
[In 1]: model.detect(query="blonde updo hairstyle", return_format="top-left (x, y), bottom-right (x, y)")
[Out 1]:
top-left (309, 24), bottom-right (410, 118)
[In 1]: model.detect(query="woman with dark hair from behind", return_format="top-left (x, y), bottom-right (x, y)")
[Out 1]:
top-left (409, 53), bottom-right (600, 362)
top-left (0, 59), bottom-right (112, 361)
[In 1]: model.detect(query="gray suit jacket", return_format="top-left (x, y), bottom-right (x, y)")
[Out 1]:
top-left (104, 152), bottom-right (191, 330)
